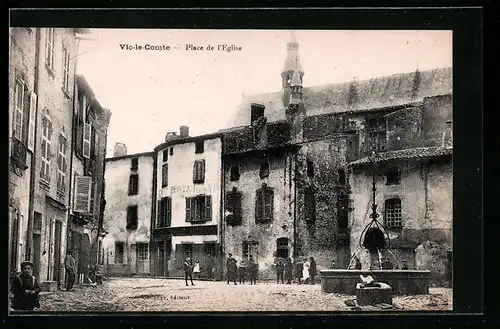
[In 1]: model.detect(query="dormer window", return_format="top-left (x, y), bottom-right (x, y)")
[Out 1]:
top-left (259, 162), bottom-right (270, 179)
top-left (250, 104), bottom-right (265, 125)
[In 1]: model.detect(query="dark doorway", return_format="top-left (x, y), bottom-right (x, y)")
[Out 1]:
top-left (136, 243), bottom-right (149, 274)
top-left (33, 212), bottom-right (42, 279)
top-left (276, 238), bottom-right (289, 259)
top-left (157, 241), bottom-right (165, 276)
top-left (53, 220), bottom-right (62, 283)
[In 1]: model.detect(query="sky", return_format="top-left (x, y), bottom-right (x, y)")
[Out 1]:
top-left (76, 29), bottom-right (452, 156)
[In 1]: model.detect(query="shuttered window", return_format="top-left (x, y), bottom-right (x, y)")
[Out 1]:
top-left (126, 205), bottom-right (138, 230)
top-left (225, 191), bottom-right (242, 226)
top-left (255, 185), bottom-right (274, 223)
top-left (304, 188), bottom-right (316, 224)
top-left (73, 175), bottom-right (92, 213)
top-left (157, 197), bottom-right (172, 227)
top-left (56, 133), bottom-right (68, 195)
top-left (45, 28), bottom-right (55, 70)
top-left (40, 116), bottom-right (53, 183)
top-left (62, 46), bottom-right (70, 92)
top-left (128, 174), bottom-right (139, 195)
top-left (27, 91), bottom-right (37, 152)
top-left (185, 195), bottom-right (212, 222)
top-left (82, 123), bottom-right (92, 159)
top-left (193, 159), bottom-right (205, 184)
top-left (13, 78), bottom-right (24, 141)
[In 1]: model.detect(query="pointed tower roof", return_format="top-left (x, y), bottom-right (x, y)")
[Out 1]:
top-left (282, 31), bottom-right (304, 74)
top-left (291, 68), bottom-right (302, 87)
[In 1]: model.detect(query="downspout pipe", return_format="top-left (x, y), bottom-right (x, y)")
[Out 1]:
top-left (220, 138), bottom-right (225, 277)
top-left (26, 28), bottom-right (42, 261)
top-left (150, 150), bottom-right (158, 275)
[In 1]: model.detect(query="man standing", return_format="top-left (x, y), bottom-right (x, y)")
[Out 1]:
top-left (10, 261), bottom-right (41, 311)
top-left (309, 257), bottom-right (317, 285)
top-left (184, 257), bottom-right (195, 286)
top-left (247, 255), bottom-right (258, 285)
top-left (284, 258), bottom-right (293, 284)
top-left (275, 258), bottom-right (284, 284)
top-left (65, 250), bottom-right (77, 291)
top-left (226, 253), bottom-right (237, 285)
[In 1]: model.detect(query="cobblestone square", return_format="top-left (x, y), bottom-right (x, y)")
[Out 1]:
top-left (14, 277), bottom-right (453, 313)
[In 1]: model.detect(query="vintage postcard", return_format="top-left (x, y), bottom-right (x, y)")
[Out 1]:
top-left (9, 26), bottom-right (454, 313)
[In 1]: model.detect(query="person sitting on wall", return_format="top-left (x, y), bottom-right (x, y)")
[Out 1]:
top-left (331, 259), bottom-right (336, 269)
top-left (284, 258), bottom-right (294, 284)
top-left (381, 257), bottom-right (394, 270)
top-left (401, 259), bottom-right (409, 270)
top-left (10, 261), bottom-right (41, 311)
top-left (354, 257), bottom-right (362, 270)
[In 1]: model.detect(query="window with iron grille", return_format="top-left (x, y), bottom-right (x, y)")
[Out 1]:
top-left (384, 198), bottom-right (402, 228)
top-left (255, 185), bottom-right (273, 223)
top-left (45, 28), bottom-right (55, 71)
top-left (259, 162), bottom-right (270, 178)
top-left (62, 46), bottom-right (70, 92)
top-left (157, 197), bottom-right (172, 227)
top-left (193, 159), bottom-right (205, 184)
top-left (126, 205), bottom-right (138, 230)
top-left (230, 165), bottom-right (240, 181)
top-left (195, 141), bottom-right (204, 154)
top-left (40, 116), bottom-right (53, 184)
top-left (225, 190), bottom-right (242, 226)
top-left (57, 134), bottom-right (68, 195)
top-left (131, 157), bottom-right (138, 170)
top-left (304, 188), bottom-right (316, 224)
top-left (242, 241), bottom-right (259, 263)
top-left (185, 195), bottom-right (212, 223)
top-left (161, 163), bottom-right (169, 187)
top-left (128, 174), bottom-right (139, 195)
top-left (386, 167), bottom-right (401, 185)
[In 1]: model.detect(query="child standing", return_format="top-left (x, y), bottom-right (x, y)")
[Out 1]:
top-left (193, 260), bottom-right (201, 279)
top-left (238, 260), bottom-right (247, 284)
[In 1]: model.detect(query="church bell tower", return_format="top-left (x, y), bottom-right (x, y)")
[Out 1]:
top-left (281, 31), bottom-right (305, 107)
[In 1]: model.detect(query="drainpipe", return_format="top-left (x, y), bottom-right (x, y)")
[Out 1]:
top-left (220, 138), bottom-right (225, 268)
top-left (150, 150), bottom-right (158, 275)
top-left (26, 28), bottom-right (41, 261)
top-left (293, 151), bottom-right (298, 260)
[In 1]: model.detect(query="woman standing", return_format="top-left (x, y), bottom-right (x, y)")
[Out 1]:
top-left (302, 258), bottom-right (311, 284)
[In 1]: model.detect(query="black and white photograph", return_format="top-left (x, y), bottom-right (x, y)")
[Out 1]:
top-left (9, 23), bottom-right (457, 313)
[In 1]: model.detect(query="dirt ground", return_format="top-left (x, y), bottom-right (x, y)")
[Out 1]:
top-left (16, 277), bottom-right (452, 313)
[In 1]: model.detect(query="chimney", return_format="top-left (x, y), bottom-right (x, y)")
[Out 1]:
top-left (442, 120), bottom-right (453, 149)
top-left (113, 143), bottom-right (127, 157)
top-left (165, 131), bottom-right (180, 143)
top-left (179, 126), bottom-right (189, 138)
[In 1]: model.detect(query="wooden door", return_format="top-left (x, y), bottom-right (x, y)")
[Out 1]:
top-left (136, 243), bottom-right (149, 274)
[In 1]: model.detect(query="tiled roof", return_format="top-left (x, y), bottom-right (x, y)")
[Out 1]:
top-left (225, 67), bottom-right (452, 128)
top-left (348, 147), bottom-right (453, 167)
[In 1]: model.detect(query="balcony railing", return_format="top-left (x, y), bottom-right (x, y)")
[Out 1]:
top-left (10, 137), bottom-right (28, 170)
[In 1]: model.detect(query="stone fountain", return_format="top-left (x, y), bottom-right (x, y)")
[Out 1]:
top-left (320, 149), bottom-right (431, 297)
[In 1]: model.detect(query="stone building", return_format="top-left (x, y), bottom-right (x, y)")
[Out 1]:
top-left (151, 127), bottom-right (224, 278)
top-left (9, 28), bottom-right (92, 291)
top-left (222, 32), bottom-right (452, 280)
top-left (66, 74), bottom-right (111, 284)
top-left (102, 146), bottom-right (154, 276)
top-left (348, 94), bottom-right (453, 286)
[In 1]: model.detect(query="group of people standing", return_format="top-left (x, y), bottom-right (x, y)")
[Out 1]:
top-left (288, 257), bottom-right (317, 285)
top-left (226, 253), bottom-right (258, 285)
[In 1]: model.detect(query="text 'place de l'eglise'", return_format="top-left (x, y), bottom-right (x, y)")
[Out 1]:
top-left (9, 29), bottom-right (452, 296)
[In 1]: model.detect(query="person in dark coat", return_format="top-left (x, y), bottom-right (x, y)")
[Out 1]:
top-left (381, 257), bottom-right (394, 270)
top-left (183, 257), bottom-right (195, 286)
top-left (65, 250), bottom-right (77, 291)
top-left (238, 260), bottom-right (247, 284)
top-left (308, 257), bottom-right (317, 285)
top-left (354, 257), bottom-right (362, 270)
top-left (247, 255), bottom-right (258, 285)
top-left (10, 261), bottom-right (41, 311)
top-left (226, 253), bottom-right (237, 285)
top-left (284, 257), bottom-right (293, 284)
top-left (293, 259), bottom-right (303, 284)
top-left (401, 259), bottom-right (409, 270)
top-left (275, 259), bottom-right (285, 284)
top-left (206, 255), bottom-right (215, 280)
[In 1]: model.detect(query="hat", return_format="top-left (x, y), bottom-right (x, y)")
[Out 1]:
top-left (21, 261), bottom-right (34, 268)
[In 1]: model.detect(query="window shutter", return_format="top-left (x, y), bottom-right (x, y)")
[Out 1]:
top-left (94, 132), bottom-right (99, 156)
top-left (73, 175), bottom-right (92, 213)
top-left (201, 160), bottom-right (206, 182)
top-left (83, 123), bottom-right (91, 158)
top-left (204, 195), bottom-right (212, 221)
top-left (28, 91), bottom-right (37, 151)
top-left (23, 84), bottom-right (30, 144)
top-left (185, 197), bottom-right (192, 222)
top-left (157, 200), bottom-right (162, 226)
top-left (265, 190), bottom-right (274, 221)
top-left (234, 193), bottom-right (242, 224)
top-left (166, 197), bottom-right (172, 226)
top-left (192, 162), bottom-right (197, 182)
top-left (89, 181), bottom-right (96, 215)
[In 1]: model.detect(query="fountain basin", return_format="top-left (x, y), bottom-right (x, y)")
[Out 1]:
top-left (320, 270), bottom-right (430, 295)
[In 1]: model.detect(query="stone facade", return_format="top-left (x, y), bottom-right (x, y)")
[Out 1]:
top-left (102, 152), bottom-right (154, 276)
top-left (151, 131), bottom-right (223, 278)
